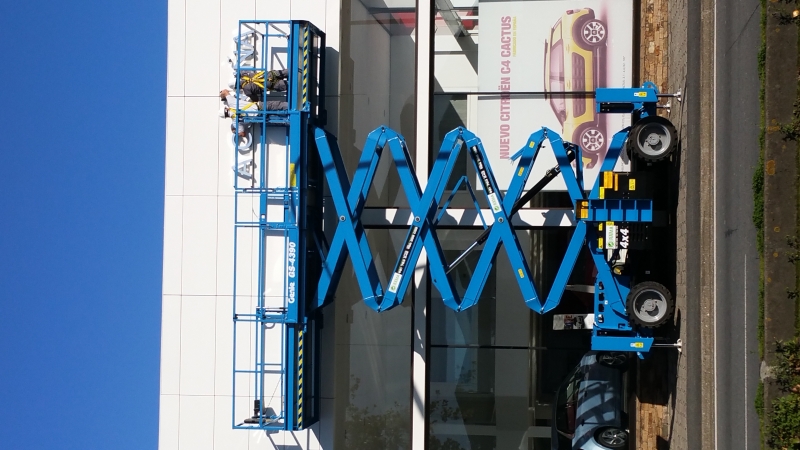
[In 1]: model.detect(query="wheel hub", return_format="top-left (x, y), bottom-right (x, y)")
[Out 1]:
top-left (635, 290), bottom-right (667, 322)
top-left (600, 428), bottom-right (628, 445)
top-left (646, 132), bottom-right (662, 146)
top-left (637, 123), bottom-right (672, 156)
top-left (627, 282), bottom-right (674, 327)
top-left (581, 128), bottom-right (605, 152)
top-left (583, 22), bottom-right (606, 44)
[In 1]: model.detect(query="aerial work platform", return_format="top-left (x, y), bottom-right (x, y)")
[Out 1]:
top-left (222, 20), bottom-right (680, 432)
top-left (223, 20), bottom-right (325, 432)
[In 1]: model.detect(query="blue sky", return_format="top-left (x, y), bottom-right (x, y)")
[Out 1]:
top-left (0, 1), bottom-right (166, 448)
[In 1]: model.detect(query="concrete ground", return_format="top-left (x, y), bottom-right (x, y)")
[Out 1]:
top-left (636, 0), bottom-right (768, 449)
top-left (633, 0), bottom-right (709, 448)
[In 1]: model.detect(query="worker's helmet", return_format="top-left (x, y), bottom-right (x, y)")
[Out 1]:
top-left (227, 77), bottom-right (237, 89)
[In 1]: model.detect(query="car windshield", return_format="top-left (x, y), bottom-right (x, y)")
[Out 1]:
top-left (548, 40), bottom-right (566, 124)
top-left (555, 365), bottom-right (582, 436)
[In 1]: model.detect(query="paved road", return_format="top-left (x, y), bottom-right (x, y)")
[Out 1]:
top-left (714, 0), bottom-right (762, 448)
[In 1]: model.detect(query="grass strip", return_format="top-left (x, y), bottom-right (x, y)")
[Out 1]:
top-left (754, 0), bottom-right (766, 446)
top-left (754, 0), bottom-right (767, 359)
top-left (757, 2), bottom-right (800, 448)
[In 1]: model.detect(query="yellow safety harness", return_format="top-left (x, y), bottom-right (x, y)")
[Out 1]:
top-left (241, 70), bottom-right (281, 90)
top-left (228, 101), bottom-right (258, 118)
top-left (241, 71), bottom-right (265, 88)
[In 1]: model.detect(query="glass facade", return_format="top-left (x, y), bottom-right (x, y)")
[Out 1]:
top-left (432, 0), bottom-right (635, 188)
top-left (335, 1), bottom-right (417, 447)
top-left (331, 1), bottom-right (633, 448)
top-left (430, 233), bottom-right (536, 449)
top-left (334, 230), bottom-right (414, 448)
top-left (338, 0), bottom-right (417, 210)
top-left (428, 227), bottom-right (592, 449)
top-left (427, 2), bottom-right (624, 447)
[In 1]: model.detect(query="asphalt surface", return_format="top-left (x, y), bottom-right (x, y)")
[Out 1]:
top-left (713, 0), bottom-right (762, 448)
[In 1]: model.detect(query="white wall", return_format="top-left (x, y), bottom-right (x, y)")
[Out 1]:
top-left (160, 1), bottom-right (340, 449)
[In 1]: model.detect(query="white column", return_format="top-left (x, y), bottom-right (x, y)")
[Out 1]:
top-left (412, 0), bottom-right (432, 448)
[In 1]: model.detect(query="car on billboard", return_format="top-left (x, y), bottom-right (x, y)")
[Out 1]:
top-left (551, 351), bottom-right (629, 449)
top-left (544, 8), bottom-right (607, 169)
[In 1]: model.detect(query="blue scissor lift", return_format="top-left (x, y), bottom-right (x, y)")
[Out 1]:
top-left (228, 20), bottom-right (325, 432)
top-left (310, 83), bottom-right (680, 351)
top-left (226, 19), bottom-right (680, 433)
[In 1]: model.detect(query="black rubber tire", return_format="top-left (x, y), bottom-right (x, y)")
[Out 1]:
top-left (627, 116), bottom-right (678, 162)
top-left (626, 281), bottom-right (675, 328)
top-left (596, 351), bottom-right (629, 370)
top-left (594, 426), bottom-right (629, 449)
top-left (578, 18), bottom-right (608, 47)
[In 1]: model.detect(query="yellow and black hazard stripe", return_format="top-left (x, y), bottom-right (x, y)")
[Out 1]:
top-left (302, 27), bottom-right (309, 106)
top-left (296, 329), bottom-right (304, 428)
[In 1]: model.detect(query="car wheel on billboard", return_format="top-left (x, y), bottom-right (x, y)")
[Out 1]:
top-left (626, 281), bottom-right (675, 328)
top-left (576, 123), bottom-right (606, 155)
top-left (627, 116), bottom-right (678, 162)
top-left (577, 19), bottom-right (607, 47)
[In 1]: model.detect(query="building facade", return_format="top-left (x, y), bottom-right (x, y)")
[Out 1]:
top-left (160, 1), bottom-right (635, 448)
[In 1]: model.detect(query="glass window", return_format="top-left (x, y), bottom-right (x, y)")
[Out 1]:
top-left (554, 365), bottom-right (582, 436)
top-left (432, 0), bottom-right (636, 192)
top-left (339, 229), bottom-right (413, 449)
top-left (425, 190), bottom-right (594, 448)
top-left (428, 0), bottom-right (632, 432)
top-left (429, 230), bottom-right (543, 448)
top-left (338, 0), bottom-right (417, 209)
top-left (335, 0), bottom-right (417, 437)
top-left (429, 348), bottom-right (531, 449)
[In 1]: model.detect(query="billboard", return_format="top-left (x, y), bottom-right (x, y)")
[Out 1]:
top-left (476, 0), bottom-right (634, 191)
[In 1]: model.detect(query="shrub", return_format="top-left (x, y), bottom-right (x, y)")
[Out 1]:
top-left (768, 394), bottom-right (800, 449)
top-left (768, 338), bottom-right (800, 449)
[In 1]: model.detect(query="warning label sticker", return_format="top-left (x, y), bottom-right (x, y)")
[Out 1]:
top-left (388, 225), bottom-right (420, 294)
